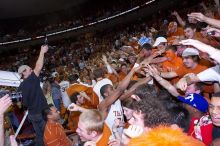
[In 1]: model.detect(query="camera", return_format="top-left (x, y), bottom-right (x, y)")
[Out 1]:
top-left (207, 31), bottom-right (215, 35)
top-left (0, 90), bottom-right (22, 102)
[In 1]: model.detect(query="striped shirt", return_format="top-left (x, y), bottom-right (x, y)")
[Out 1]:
top-left (44, 122), bottom-right (71, 146)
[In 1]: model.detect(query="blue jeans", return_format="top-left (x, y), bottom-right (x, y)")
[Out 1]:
top-left (28, 114), bottom-right (45, 146)
top-left (53, 98), bottom-right (61, 111)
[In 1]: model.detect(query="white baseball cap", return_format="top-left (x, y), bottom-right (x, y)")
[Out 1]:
top-left (18, 65), bottom-right (31, 75)
top-left (153, 37), bottom-right (167, 47)
top-left (182, 48), bottom-right (199, 57)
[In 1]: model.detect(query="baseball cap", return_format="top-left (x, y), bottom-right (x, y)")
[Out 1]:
top-left (177, 93), bottom-right (208, 113)
top-left (182, 48), bottom-right (199, 57)
top-left (153, 37), bottom-right (167, 47)
top-left (138, 36), bottom-right (150, 46)
top-left (51, 72), bottom-right (58, 78)
top-left (18, 65), bottom-right (31, 75)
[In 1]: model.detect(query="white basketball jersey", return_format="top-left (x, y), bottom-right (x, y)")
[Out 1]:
top-left (105, 99), bottom-right (124, 135)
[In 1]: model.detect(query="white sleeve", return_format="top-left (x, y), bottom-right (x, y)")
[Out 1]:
top-left (106, 64), bottom-right (113, 74)
top-left (197, 65), bottom-right (220, 83)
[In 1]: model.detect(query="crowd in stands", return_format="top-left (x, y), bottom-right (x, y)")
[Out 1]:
top-left (2, 0), bottom-right (220, 145)
top-left (0, 0), bottom-right (148, 43)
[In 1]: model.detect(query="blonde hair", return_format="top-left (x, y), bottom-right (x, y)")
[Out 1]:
top-left (129, 125), bottom-right (205, 146)
top-left (79, 109), bottom-right (104, 134)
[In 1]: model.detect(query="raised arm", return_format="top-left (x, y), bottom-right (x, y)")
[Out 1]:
top-left (160, 71), bottom-right (178, 79)
top-left (188, 13), bottom-right (220, 29)
top-left (102, 54), bottom-right (119, 78)
top-left (171, 11), bottom-right (186, 27)
top-left (34, 45), bottom-right (48, 76)
top-left (119, 76), bottom-right (152, 100)
top-left (68, 103), bottom-right (89, 113)
top-left (98, 67), bottom-right (139, 112)
top-left (147, 65), bottom-right (179, 97)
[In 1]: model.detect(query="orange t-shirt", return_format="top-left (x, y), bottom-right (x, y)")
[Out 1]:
top-left (168, 27), bottom-right (184, 37)
top-left (44, 122), bottom-right (71, 146)
top-left (162, 56), bottom-right (183, 72)
top-left (106, 73), bottom-right (118, 85)
top-left (96, 123), bottom-right (111, 146)
top-left (119, 72), bottom-right (127, 81)
top-left (175, 64), bottom-right (207, 78)
top-left (68, 111), bottom-right (81, 132)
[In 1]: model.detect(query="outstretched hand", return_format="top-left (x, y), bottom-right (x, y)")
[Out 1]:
top-left (187, 13), bottom-right (206, 22)
top-left (145, 65), bottom-right (160, 76)
top-left (123, 125), bottom-right (144, 138)
top-left (68, 103), bottom-right (79, 112)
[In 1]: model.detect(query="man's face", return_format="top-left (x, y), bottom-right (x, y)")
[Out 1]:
top-left (185, 84), bottom-right (200, 95)
top-left (157, 42), bottom-right (167, 50)
top-left (128, 56), bottom-right (136, 64)
top-left (184, 28), bottom-right (195, 39)
top-left (49, 106), bottom-right (60, 121)
top-left (128, 110), bottom-right (145, 128)
top-left (200, 29), bottom-right (208, 37)
top-left (165, 49), bottom-right (175, 61)
top-left (76, 121), bottom-right (93, 141)
top-left (183, 56), bottom-right (196, 68)
top-left (123, 106), bottom-right (134, 120)
top-left (76, 95), bottom-right (84, 105)
top-left (140, 49), bottom-right (151, 58)
top-left (121, 65), bottom-right (128, 74)
top-left (209, 97), bottom-right (220, 126)
top-left (105, 85), bottom-right (114, 97)
top-left (22, 67), bottom-right (32, 79)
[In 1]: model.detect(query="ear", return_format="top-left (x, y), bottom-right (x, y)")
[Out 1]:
top-left (90, 130), bottom-right (98, 138)
top-left (104, 92), bottom-right (109, 97)
top-left (195, 89), bottom-right (201, 94)
top-left (131, 95), bottom-right (141, 101)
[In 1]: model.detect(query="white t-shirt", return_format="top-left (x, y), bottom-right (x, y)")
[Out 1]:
top-left (105, 99), bottom-right (124, 135)
top-left (59, 80), bottom-right (71, 108)
top-left (93, 78), bottom-right (113, 103)
top-left (197, 65), bottom-right (220, 83)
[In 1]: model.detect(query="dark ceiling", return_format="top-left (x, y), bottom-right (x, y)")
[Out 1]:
top-left (0, 0), bottom-right (88, 19)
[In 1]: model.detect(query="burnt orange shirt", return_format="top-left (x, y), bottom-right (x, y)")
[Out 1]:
top-left (175, 64), bottom-right (207, 78)
top-left (168, 27), bottom-right (184, 37)
top-left (119, 71), bottom-right (127, 81)
top-left (96, 123), bottom-right (111, 146)
top-left (162, 55), bottom-right (183, 72)
top-left (44, 122), bottom-right (71, 146)
top-left (106, 73), bottom-right (118, 85)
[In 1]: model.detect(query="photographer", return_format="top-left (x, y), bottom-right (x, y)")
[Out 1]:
top-left (18, 45), bottom-right (49, 146)
top-left (0, 94), bottom-right (12, 146)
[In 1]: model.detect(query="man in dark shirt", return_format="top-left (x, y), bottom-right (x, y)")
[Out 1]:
top-left (18, 45), bottom-right (49, 146)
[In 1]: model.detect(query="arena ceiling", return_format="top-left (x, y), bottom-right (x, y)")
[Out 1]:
top-left (0, 0), bottom-right (88, 19)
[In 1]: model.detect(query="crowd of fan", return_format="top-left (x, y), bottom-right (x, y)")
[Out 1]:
top-left (0, 0), bottom-right (147, 43)
top-left (1, 0), bottom-right (220, 145)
